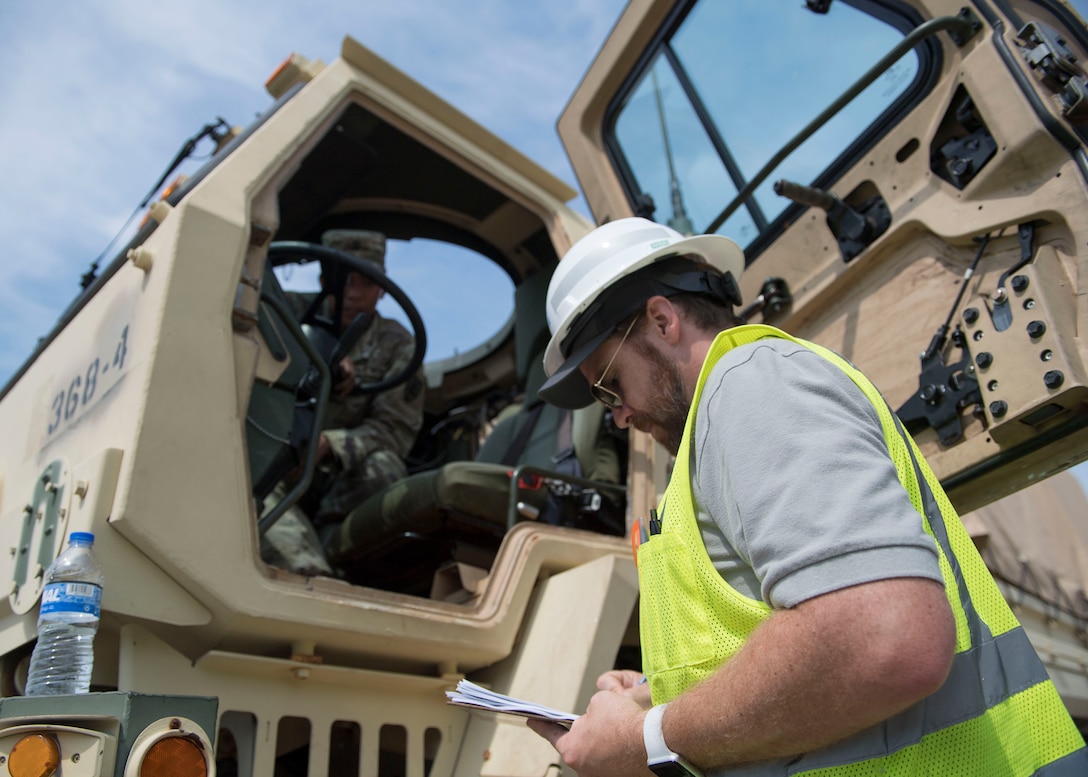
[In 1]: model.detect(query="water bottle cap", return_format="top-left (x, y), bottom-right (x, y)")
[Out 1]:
top-left (69, 532), bottom-right (95, 544)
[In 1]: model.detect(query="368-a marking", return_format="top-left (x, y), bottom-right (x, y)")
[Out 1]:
top-left (46, 325), bottom-right (129, 436)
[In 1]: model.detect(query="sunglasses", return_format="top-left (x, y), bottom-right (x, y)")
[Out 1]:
top-left (590, 316), bottom-right (640, 409)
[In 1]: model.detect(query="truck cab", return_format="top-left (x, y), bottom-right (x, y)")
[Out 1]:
top-left (1, 1), bottom-right (1087, 775)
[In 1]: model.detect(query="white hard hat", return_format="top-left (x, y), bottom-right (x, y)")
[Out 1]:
top-left (540, 217), bottom-right (745, 408)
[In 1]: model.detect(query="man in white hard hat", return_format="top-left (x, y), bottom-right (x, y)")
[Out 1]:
top-left (528, 218), bottom-right (1085, 776)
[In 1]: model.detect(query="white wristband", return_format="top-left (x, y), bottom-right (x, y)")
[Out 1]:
top-left (643, 703), bottom-right (672, 759)
top-left (643, 703), bottom-right (705, 777)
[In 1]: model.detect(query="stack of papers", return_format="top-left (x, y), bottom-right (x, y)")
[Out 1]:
top-left (445, 679), bottom-right (578, 727)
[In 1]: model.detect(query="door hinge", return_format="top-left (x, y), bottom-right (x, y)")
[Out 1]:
top-left (1018, 21), bottom-right (1088, 125)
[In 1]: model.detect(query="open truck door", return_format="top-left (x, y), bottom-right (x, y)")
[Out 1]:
top-left (561, 0), bottom-right (1088, 512)
top-left (559, 0), bottom-right (1088, 723)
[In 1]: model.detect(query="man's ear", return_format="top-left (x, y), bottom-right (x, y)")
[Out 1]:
top-left (644, 296), bottom-right (681, 344)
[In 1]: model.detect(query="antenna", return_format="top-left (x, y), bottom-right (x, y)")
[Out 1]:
top-left (652, 68), bottom-right (694, 236)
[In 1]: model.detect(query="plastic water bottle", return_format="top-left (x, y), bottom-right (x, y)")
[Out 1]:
top-left (25, 532), bottom-right (104, 696)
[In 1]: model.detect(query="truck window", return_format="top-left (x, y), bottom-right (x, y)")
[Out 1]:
top-left (608, 0), bottom-right (929, 257)
top-left (275, 238), bottom-right (513, 363)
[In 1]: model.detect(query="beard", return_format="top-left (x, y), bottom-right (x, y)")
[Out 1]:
top-left (630, 346), bottom-right (690, 454)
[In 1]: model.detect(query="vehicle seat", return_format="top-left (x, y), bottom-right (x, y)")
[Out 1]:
top-left (326, 345), bottom-right (626, 594)
top-left (324, 359), bottom-right (622, 592)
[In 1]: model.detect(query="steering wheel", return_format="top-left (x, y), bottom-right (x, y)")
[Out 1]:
top-left (268, 241), bottom-right (427, 394)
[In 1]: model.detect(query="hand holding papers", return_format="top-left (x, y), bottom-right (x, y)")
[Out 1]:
top-left (445, 679), bottom-right (579, 728)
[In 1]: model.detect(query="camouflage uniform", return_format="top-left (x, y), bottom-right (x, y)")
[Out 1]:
top-left (315, 312), bottom-right (425, 516)
top-left (261, 230), bottom-right (426, 575)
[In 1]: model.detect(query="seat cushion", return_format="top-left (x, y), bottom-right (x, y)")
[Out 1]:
top-left (329, 462), bottom-right (520, 561)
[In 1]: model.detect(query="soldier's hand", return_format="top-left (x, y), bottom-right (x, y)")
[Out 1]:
top-left (317, 433), bottom-right (332, 462)
top-left (333, 356), bottom-right (355, 399)
top-left (283, 434), bottom-right (332, 483)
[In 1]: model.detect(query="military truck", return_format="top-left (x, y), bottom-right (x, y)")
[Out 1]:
top-left (1, 0), bottom-right (1087, 774)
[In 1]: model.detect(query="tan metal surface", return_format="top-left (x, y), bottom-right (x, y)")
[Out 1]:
top-left (560, 0), bottom-right (1088, 516)
top-left (3, 2), bottom-right (1088, 772)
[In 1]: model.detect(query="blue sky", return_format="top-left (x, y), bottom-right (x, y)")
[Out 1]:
top-left (1, 0), bottom-right (1087, 497)
top-left (0, 0), bottom-right (627, 378)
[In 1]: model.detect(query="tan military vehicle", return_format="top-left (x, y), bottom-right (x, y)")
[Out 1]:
top-left (1, 0), bottom-right (1087, 774)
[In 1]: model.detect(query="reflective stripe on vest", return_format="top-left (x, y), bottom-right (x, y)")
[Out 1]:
top-left (637, 325), bottom-right (1086, 775)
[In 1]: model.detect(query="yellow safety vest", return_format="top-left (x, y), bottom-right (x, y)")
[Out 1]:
top-left (637, 325), bottom-right (1087, 775)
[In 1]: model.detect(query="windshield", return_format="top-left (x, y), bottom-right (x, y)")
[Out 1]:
top-left (608, 0), bottom-right (927, 256)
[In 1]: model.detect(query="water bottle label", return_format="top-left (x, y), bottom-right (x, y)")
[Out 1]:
top-left (40, 582), bottom-right (102, 617)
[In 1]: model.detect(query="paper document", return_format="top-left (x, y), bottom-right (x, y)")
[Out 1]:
top-left (445, 679), bottom-right (579, 727)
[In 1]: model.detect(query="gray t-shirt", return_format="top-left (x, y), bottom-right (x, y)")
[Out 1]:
top-left (691, 338), bottom-right (943, 609)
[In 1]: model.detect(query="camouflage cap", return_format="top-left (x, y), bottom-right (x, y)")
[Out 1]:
top-left (322, 229), bottom-right (386, 270)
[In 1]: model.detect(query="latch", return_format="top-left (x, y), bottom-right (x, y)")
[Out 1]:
top-left (931, 89), bottom-right (997, 190)
top-left (739, 277), bottom-right (792, 323)
top-left (1018, 21), bottom-right (1088, 125)
top-left (897, 325), bottom-right (981, 446)
top-left (896, 223), bottom-right (1058, 445)
top-left (896, 235), bottom-right (992, 445)
top-left (990, 221), bottom-right (1040, 331)
top-left (773, 180), bottom-right (890, 263)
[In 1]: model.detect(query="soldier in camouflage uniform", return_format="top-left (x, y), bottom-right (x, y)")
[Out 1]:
top-left (261, 229), bottom-right (426, 575)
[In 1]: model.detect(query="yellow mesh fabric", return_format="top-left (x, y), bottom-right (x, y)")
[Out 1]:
top-left (802, 683), bottom-right (1085, 776)
top-left (637, 325), bottom-right (1084, 773)
top-left (638, 327), bottom-right (775, 703)
top-left (637, 489), bottom-right (770, 702)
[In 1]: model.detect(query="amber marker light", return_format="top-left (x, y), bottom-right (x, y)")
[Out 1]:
top-left (7, 733), bottom-right (60, 777)
top-left (138, 736), bottom-right (207, 777)
top-left (157, 176), bottom-right (186, 202)
top-left (137, 175), bottom-right (188, 229)
top-left (124, 716), bottom-right (213, 777)
top-left (265, 53), bottom-right (297, 90)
